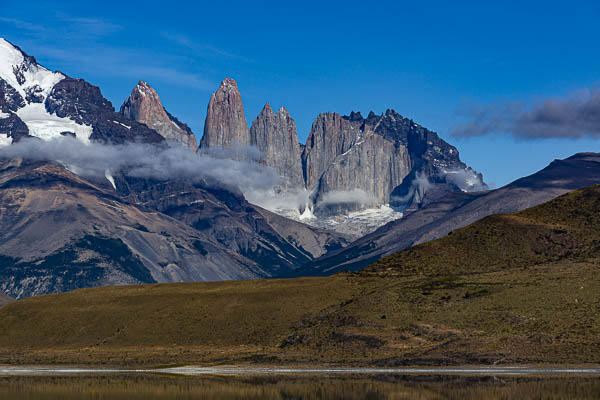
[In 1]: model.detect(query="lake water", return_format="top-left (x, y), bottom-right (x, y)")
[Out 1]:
top-left (1, 372), bottom-right (600, 399)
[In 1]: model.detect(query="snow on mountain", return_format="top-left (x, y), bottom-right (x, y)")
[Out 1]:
top-left (0, 38), bottom-right (92, 144)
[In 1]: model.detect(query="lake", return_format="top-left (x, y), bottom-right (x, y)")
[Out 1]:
top-left (1, 371), bottom-right (600, 399)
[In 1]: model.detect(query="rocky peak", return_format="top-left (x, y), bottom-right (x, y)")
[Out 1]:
top-left (344, 111), bottom-right (364, 122)
top-left (250, 102), bottom-right (304, 188)
top-left (198, 77), bottom-right (249, 150)
top-left (120, 81), bottom-right (197, 149)
top-left (261, 102), bottom-right (274, 116)
top-left (276, 105), bottom-right (290, 118)
top-left (219, 77), bottom-right (239, 93)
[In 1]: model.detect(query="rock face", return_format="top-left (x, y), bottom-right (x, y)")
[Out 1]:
top-left (249, 103), bottom-right (304, 187)
top-left (198, 78), bottom-right (249, 150)
top-left (120, 81), bottom-right (198, 149)
top-left (302, 109), bottom-right (484, 215)
top-left (302, 111), bottom-right (413, 214)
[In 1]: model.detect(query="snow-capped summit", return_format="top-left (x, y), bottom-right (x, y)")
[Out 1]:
top-left (0, 38), bottom-right (91, 144)
top-left (0, 38), bottom-right (63, 102)
top-left (0, 39), bottom-right (165, 146)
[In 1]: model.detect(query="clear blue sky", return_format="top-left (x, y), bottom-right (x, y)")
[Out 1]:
top-left (2, 0), bottom-right (599, 187)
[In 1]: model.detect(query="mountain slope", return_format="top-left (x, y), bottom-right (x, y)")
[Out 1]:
top-left (113, 174), bottom-right (349, 277)
top-left (0, 158), bottom-right (269, 299)
top-left (305, 152), bottom-right (600, 275)
top-left (2, 184), bottom-right (600, 366)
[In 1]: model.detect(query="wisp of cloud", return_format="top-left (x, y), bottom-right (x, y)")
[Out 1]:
top-left (452, 87), bottom-right (600, 139)
top-left (0, 137), bottom-right (281, 192)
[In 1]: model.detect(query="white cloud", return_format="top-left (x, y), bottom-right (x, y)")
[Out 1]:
top-left (318, 189), bottom-right (377, 207)
top-left (0, 137), bottom-right (280, 192)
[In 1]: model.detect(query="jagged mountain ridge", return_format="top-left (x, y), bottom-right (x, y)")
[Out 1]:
top-left (0, 39), bottom-right (350, 299)
top-left (198, 78), bottom-right (486, 225)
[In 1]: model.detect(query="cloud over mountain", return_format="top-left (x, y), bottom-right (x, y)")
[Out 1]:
top-left (0, 137), bottom-right (280, 192)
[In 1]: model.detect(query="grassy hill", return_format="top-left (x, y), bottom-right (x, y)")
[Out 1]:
top-left (366, 183), bottom-right (600, 277)
top-left (1, 186), bottom-right (600, 366)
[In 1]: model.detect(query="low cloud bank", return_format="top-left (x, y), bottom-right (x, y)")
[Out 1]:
top-left (245, 187), bottom-right (312, 213)
top-left (452, 88), bottom-right (600, 139)
top-left (318, 189), bottom-right (377, 207)
top-left (0, 137), bottom-right (280, 192)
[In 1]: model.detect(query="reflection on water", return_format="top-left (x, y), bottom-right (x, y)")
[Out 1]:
top-left (1, 374), bottom-right (600, 399)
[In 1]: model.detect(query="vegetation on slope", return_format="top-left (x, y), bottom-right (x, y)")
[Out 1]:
top-left (366, 184), bottom-right (600, 277)
top-left (1, 186), bottom-right (600, 366)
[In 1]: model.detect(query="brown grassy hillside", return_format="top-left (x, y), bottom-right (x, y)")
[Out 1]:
top-left (1, 186), bottom-right (600, 366)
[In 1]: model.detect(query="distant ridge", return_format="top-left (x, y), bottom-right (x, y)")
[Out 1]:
top-left (303, 152), bottom-right (600, 275)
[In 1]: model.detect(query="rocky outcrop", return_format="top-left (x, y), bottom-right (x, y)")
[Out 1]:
top-left (198, 78), bottom-right (249, 150)
top-left (0, 112), bottom-right (28, 143)
top-left (302, 111), bottom-right (412, 214)
top-left (120, 81), bottom-right (197, 149)
top-left (197, 78), bottom-right (486, 221)
top-left (249, 103), bottom-right (304, 187)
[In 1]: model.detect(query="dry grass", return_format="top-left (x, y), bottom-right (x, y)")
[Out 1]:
top-left (2, 186), bottom-right (600, 366)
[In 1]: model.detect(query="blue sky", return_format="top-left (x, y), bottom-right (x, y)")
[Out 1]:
top-left (2, 0), bottom-right (599, 187)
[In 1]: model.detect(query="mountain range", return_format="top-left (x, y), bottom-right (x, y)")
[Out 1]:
top-left (0, 37), bottom-right (596, 303)
top-left (195, 77), bottom-right (487, 237)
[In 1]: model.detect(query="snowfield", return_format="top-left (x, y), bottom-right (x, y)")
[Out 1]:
top-left (0, 38), bottom-right (92, 144)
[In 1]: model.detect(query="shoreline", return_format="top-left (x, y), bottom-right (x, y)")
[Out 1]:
top-left (2, 365), bottom-right (600, 377)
